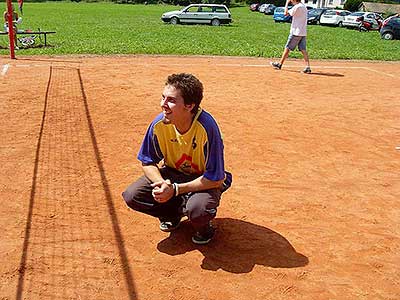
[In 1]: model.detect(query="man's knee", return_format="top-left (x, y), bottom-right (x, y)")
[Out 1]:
top-left (185, 191), bottom-right (220, 226)
top-left (122, 184), bottom-right (140, 210)
top-left (122, 177), bottom-right (150, 210)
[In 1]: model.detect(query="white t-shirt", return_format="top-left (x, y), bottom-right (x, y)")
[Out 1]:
top-left (289, 2), bottom-right (307, 36)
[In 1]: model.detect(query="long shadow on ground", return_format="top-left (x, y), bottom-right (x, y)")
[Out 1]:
top-left (157, 217), bottom-right (308, 273)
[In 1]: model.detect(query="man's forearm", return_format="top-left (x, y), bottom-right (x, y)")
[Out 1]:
top-left (284, 0), bottom-right (290, 15)
top-left (176, 176), bottom-right (223, 195)
top-left (142, 164), bottom-right (164, 183)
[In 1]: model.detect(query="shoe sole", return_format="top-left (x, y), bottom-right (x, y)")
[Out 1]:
top-left (191, 236), bottom-right (213, 245)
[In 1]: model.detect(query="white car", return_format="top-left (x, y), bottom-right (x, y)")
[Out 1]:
top-left (258, 4), bottom-right (269, 13)
top-left (343, 11), bottom-right (383, 29)
top-left (161, 4), bottom-right (232, 26)
top-left (320, 9), bottom-right (351, 27)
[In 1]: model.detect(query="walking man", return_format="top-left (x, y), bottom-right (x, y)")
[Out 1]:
top-left (271, 0), bottom-right (311, 73)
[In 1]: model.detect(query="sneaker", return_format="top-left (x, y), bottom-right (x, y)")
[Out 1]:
top-left (270, 62), bottom-right (282, 70)
top-left (159, 218), bottom-right (181, 232)
top-left (192, 224), bottom-right (215, 245)
top-left (302, 66), bottom-right (311, 74)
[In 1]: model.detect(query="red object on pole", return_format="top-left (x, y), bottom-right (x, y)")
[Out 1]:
top-left (6, 0), bottom-right (16, 59)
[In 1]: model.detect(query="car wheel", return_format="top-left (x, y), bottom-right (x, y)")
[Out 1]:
top-left (170, 17), bottom-right (179, 25)
top-left (211, 18), bottom-right (220, 26)
top-left (381, 32), bottom-right (394, 40)
top-left (338, 21), bottom-right (343, 27)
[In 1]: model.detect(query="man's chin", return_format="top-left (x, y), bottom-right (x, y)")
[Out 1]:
top-left (162, 116), bottom-right (171, 124)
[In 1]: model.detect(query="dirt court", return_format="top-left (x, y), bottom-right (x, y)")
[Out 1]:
top-left (0, 55), bottom-right (399, 300)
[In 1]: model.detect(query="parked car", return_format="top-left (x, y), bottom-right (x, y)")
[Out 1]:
top-left (161, 4), bottom-right (232, 26)
top-left (319, 9), bottom-right (351, 27)
top-left (250, 3), bottom-right (260, 12)
top-left (273, 6), bottom-right (292, 23)
top-left (380, 15), bottom-right (400, 40)
top-left (343, 11), bottom-right (383, 29)
top-left (307, 8), bottom-right (330, 25)
top-left (258, 3), bottom-right (269, 13)
top-left (263, 4), bottom-right (276, 15)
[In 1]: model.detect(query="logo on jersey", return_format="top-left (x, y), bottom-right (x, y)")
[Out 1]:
top-left (175, 154), bottom-right (201, 174)
top-left (192, 136), bottom-right (197, 149)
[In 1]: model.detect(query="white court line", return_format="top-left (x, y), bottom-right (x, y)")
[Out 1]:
top-left (4, 61), bottom-right (396, 78)
top-left (213, 63), bottom-right (396, 78)
top-left (1, 64), bottom-right (9, 76)
top-left (362, 67), bottom-right (395, 78)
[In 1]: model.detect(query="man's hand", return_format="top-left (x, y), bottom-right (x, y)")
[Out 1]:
top-left (284, 0), bottom-right (291, 15)
top-left (151, 179), bottom-right (175, 203)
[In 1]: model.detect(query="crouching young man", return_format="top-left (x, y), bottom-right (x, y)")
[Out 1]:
top-left (122, 73), bottom-right (232, 245)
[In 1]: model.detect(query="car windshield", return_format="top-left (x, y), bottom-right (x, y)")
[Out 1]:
top-left (275, 7), bottom-right (284, 12)
top-left (308, 10), bottom-right (320, 16)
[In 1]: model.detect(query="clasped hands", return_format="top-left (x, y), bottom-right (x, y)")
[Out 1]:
top-left (151, 179), bottom-right (174, 203)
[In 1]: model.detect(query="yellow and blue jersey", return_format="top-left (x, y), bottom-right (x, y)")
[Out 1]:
top-left (138, 108), bottom-right (226, 182)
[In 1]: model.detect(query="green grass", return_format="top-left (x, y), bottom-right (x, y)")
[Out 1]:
top-left (1, 2), bottom-right (399, 60)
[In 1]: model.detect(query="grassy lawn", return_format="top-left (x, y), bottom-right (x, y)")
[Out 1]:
top-left (1, 2), bottom-right (399, 60)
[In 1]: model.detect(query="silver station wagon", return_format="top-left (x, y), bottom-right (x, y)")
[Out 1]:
top-left (161, 4), bottom-right (232, 26)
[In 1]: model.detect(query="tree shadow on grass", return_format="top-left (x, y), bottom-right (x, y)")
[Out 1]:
top-left (157, 217), bottom-right (308, 273)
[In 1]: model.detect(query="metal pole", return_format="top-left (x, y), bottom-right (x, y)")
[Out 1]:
top-left (6, 0), bottom-right (16, 59)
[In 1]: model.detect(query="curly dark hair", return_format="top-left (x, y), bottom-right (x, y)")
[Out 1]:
top-left (166, 73), bottom-right (203, 113)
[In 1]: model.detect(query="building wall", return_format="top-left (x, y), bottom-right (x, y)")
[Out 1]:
top-left (303, 0), bottom-right (344, 8)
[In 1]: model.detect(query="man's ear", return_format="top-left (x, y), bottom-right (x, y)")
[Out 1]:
top-left (185, 103), bottom-right (195, 112)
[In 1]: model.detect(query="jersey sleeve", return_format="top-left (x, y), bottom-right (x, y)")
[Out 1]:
top-left (201, 116), bottom-right (225, 182)
top-left (137, 115), bottom-right (164, 164)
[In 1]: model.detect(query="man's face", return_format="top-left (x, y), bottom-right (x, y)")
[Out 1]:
top-left (160, 84), bottom-right (193, 125)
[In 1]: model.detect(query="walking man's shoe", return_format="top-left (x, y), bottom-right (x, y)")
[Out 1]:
top-left (270, 62), bottom-right (282, 70)
top-left (302, 66), bottom-right (312, 74)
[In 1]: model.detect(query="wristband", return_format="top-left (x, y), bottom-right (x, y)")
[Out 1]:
top-left (172, 183), bottom-right (179, 197)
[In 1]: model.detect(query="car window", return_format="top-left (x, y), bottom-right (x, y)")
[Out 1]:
top-left (340, 11), bottom-right (350, 16)
top-left (214, 7), bottom-right (228, 13)
top-left (200, 6), bottom-right (213, 13)
top-left (366, 14), bottom-right (374, 18)
top-left (186, 6), bottom-right (198, 13)
top-left (350, 12), bottom-right (364, 16)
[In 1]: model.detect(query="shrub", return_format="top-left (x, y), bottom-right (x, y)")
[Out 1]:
top-left (344, 0), bottom-right (363, 12)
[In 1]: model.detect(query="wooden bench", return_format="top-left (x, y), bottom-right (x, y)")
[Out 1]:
top-left (0, 30), bottom-right (56, 47)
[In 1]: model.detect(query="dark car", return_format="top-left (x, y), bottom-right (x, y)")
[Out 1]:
top-left (307, 8), bottom-right (329, 25)
top-left (380, 15), bottom-right (400, 40)
top-left (273, 6), bottom-right (292, 23)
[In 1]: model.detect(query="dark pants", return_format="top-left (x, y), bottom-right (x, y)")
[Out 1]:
top-left (122, 167), bottom-right (221, 231)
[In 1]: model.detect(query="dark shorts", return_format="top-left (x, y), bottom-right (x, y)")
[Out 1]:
top-left (285, 34), bottom-right (307, 51)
